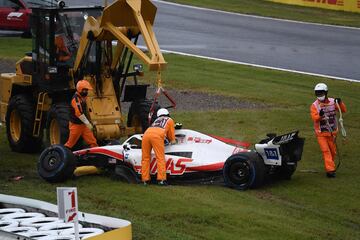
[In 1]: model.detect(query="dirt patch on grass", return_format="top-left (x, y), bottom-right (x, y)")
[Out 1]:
top-left (0, 58), bottom-right (266, 111)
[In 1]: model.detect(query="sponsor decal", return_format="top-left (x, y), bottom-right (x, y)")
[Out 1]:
top-left (264, 148), bottom-right (279, 160)
top-left (303, 0), bottom-right (343, 6)
top-left (232, 147), bottom-right (250, 154)
top-left (135, 157), bottom-right (193, 175)
top-left (274, 132), bottom-right (296, 144)
top-left (187, 136), bottom-right (212, 144)
top-left (7, 12), bottom-right (24, 21)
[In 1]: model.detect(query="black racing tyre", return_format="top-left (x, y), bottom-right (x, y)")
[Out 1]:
top-left (38, 144), bottom-right (76, 183)
top-left (5, 94), bottom-right (42, 153)
top-left (127, 99), bottom-right (161, 133)
top-left (114, 165), bottom-right (140, 184)
top-left (45, 104), bottom-right (71, 146)
top-left (223, 152), bottom-right (265, 190)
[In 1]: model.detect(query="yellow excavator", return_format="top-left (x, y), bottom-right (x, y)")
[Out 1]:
top-left (0, 0), bottom-right (168, 152)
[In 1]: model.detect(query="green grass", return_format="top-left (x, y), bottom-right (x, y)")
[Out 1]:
top-left (0, 37), bottom-right (31, 59)
top-left (165, 0), bottom-right (360, 27)
top-left (1, 52), bottom-right (360, 239)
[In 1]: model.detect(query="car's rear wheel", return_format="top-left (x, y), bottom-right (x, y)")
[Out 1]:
top-left (38, 145), bottom-right (76, 183)
top-left (223, 152), bottom-right (265, 190)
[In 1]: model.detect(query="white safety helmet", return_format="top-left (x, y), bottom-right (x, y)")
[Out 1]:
top-left (157, 108), bottom-right (169, 117)
top-left (314, 83), bottom-right (328, 92)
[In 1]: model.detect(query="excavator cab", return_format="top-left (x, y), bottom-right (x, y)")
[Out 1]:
top-left (30, 6), bottom-right (102, 93)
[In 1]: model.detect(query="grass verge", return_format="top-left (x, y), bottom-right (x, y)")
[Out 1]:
top-left (1, 51), bottom-right (360, 239)
top-left (0, 37), bottom-right (31, 59)
top-left (165, 0), bottom-right (360, 27)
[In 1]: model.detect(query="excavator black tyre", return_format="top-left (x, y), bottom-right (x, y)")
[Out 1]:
top-left (45, 103), bottom-right (84, 150)
top-left (127, 99), bottom-right (161, 133)
top-left (46, 103), bottom-right (71, 146)
top-left (5, 94), bottom-right (42, 153)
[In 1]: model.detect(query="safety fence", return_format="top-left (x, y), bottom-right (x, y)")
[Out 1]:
top-left (269, 0), bottom-right (360, 13)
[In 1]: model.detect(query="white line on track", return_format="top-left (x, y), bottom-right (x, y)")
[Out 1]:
top-left (153, 0), bottom-right (360, 31)
top-left (149, 47), bottom-right (360, 83)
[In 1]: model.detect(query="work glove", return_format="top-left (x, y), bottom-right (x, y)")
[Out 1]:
top-left (319, 109), bottom-right (325, 117)
top-left (86, 123), bottom-right (93, 131)
top-left (335, 98), bottom-right (342, 104)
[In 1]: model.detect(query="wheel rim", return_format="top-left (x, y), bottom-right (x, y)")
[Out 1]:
top-left (49, 119), bottom-right (60, 145)
top-left (42, 151), bottom-right (61, 171)
top-left (228, 161), bottom-right (251, 186)
top-left (9, 110), bottom-right (21, 142)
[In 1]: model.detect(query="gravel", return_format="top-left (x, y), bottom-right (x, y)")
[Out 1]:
top-left (0, 58), bottom-right (265, 111)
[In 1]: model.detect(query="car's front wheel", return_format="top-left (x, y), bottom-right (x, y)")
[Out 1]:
top-left (38, 145), bottom-right (76, 183)
top-left (223, 152), bottom-right (265, 190)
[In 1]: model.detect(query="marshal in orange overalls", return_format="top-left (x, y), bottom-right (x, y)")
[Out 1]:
top-left (64, 80), bottom-right (98, 149)
top-left (141, 115), bottom-right (175, 182)
top-left (310, 98), bottom-right (346, 174)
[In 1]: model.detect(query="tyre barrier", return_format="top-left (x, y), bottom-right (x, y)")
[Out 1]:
top-left (23, 230), bottom-right (58, 238)
top-left (0, 208), bottom-right (26, 218)
top-left (0, 220), bottom-right (18, 228)
top-left (60, 227), bottom-right (104, 238)
top-left (20, 217), bottom-right (64, 228)
top-left (2, 212), bottom-right (45, 222)
top-left (0, 194), bottom-right (132, 239)
top-left (38, 222), bottom-right (83, 233)
top-left (37, 235), bottom-right (75, 240)
top-left (1, 226), bottom-right (37, 234)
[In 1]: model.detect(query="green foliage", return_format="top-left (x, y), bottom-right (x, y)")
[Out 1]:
top-left (1, 53), bottom-right (360, 239)
top-left (165, 0), bottom-right (360, 27)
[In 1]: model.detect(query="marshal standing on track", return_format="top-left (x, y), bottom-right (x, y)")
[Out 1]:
top-left (141, 108), bottom-right (176, 186)
top-left (310, 83), bottom-right (346, 178)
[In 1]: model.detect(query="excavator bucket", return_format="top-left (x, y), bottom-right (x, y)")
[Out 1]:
top-left (73, 0), bottom-right (166, 72)
top-left (100, 0), bottom-right (157, 27)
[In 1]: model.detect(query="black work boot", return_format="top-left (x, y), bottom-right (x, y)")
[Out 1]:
top-left (326, 171), bottom-right (336, 178)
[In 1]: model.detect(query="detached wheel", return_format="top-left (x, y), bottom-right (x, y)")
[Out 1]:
top-left (127, 99), bottom-right (160, 133)
top-left (38, 145), bottom-right (76, 183)
top-left (223, 152), bottom-right (265, 190)
top-left (46, 104), bottom-right (71, 145)
top-left (5, 94), bottom-right (42, 153)
top-left (114, 165), bottom-right (139, 184)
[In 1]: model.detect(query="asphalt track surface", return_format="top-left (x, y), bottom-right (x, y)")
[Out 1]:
top-left (1, 0), bottom-right (360, 81)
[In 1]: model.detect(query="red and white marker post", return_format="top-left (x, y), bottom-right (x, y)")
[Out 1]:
top-left (57, 187), bottom-right (80, 240)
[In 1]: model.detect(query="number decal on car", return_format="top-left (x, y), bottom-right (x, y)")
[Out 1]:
top-left (264, 148), bottom-right (279, 160)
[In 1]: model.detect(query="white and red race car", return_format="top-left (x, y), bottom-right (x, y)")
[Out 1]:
top-left (38, 129), bottom-right (304, 190)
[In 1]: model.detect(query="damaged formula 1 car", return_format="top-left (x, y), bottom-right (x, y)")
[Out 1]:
top-left (38, 129), bottom-right (304, 190)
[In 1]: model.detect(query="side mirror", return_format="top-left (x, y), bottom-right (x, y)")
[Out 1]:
top-left (123, 143), bottom-right (130, 151)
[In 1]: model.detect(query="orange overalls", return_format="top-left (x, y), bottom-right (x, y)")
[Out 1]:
top-left (310, 98), bottom-right (346, 173)
top-left (141, 116), bottom-right (175, 181)
top-left (55, 35), bottom-right (71, 62)
top-left (64, 93), bottom-right (98, 149)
